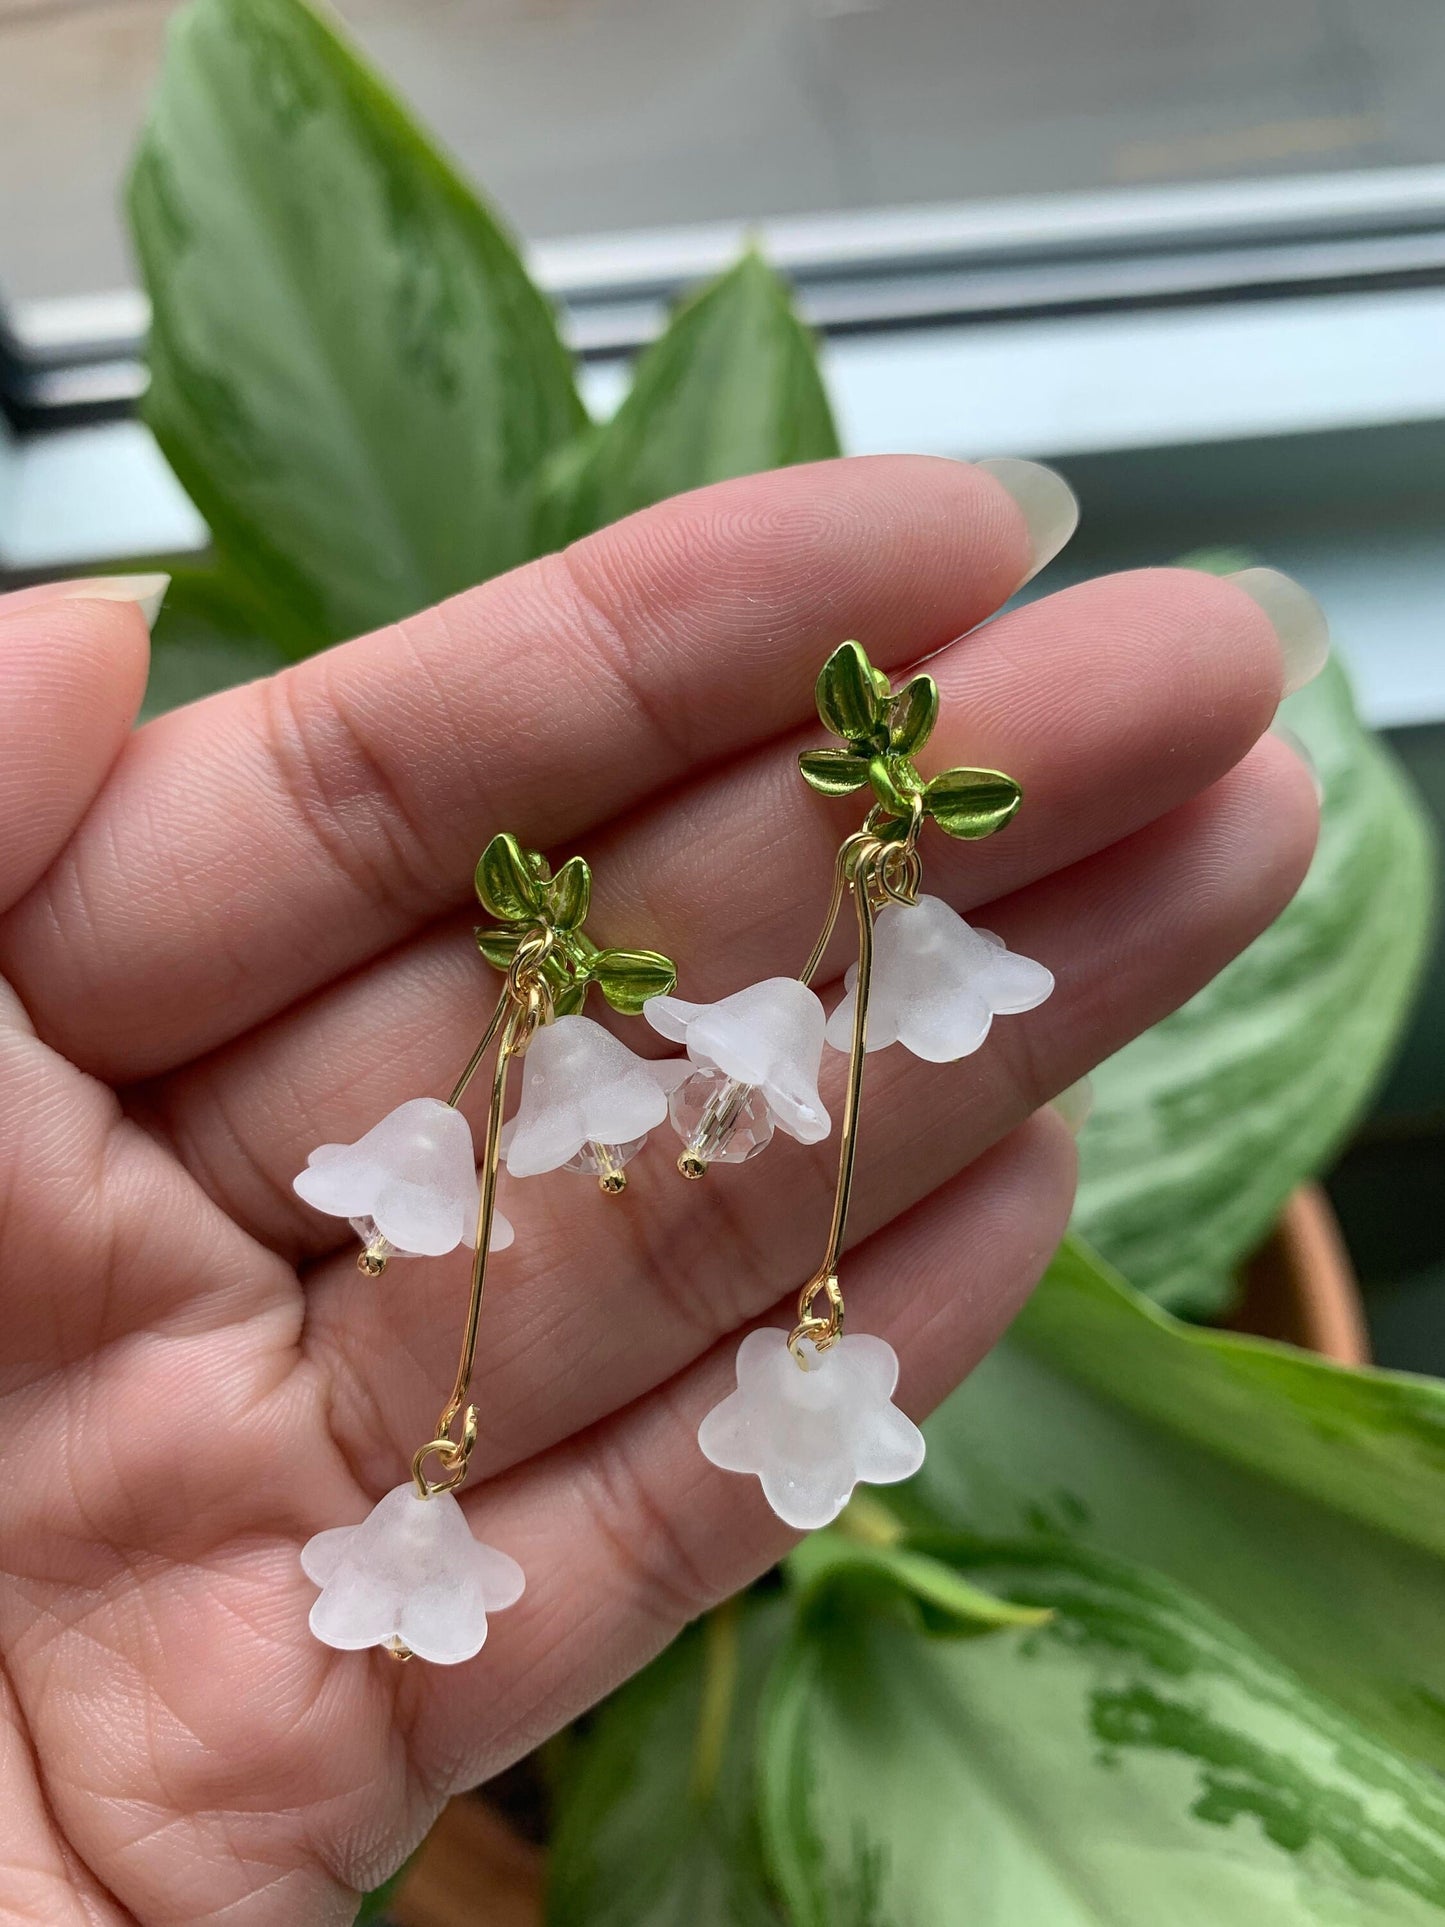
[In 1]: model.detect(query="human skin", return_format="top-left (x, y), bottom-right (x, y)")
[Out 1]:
top-left (0, 455), bottom-right (1318, 1923)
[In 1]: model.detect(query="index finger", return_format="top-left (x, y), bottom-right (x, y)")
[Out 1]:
top-left (0, 455), bottom-right (1073, 1081)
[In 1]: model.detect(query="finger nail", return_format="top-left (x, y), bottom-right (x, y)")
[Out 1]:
top-left (1051, 1076), bottom-right (1093, 1137)
top-left (1271, 724), bottom-right (1324, 804)
top-left (1227, 567), bottom-right (1329, 696)
top-left (975, 457), bottom-right (1080, 583)
top-left (49, 572), bottom-right (171, 633)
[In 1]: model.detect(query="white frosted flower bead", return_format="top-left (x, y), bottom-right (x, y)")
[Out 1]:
top-left (295, 1097), bottom-right (510, 1257)
top-left (644, 978), bottom-right (831, 1145)
top-left (826, 894), bottom-right (1053, 1063)
top-left (698, 1328), bottom-right (925, 1530)
top-left (301, 1483), bottom-right (524, 1665)
top-left (503, 1015), bottom-right (686, 1179)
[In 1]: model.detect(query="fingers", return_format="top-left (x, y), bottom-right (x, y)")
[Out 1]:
top-left (137, 563), bottom-right (1291, 1262)
top-left (0, 457), bottom-right (1043, 1081)
top-left (0, 582), bottom-right (157, 919)
top-left (399, 1113), bottom-right (1077, 1794)
top-left (299, 739), bottom-right (1316, 1494)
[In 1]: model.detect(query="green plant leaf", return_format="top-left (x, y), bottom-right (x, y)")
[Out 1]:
top-left (887, 673), bottom-right (940, 756)
top-left (762, 1537), bottom-right (1445, 1927)
top-left (815, 641), bottom-right (881, 744)
top-left (909, 1238), bottom-right (1445, 1770)
top-left (547, 1597), bottom-right (789, 1926)
top-left (353, 1852), bottom-right (416, 1921)
top-left (545, 856), bottom-right (591, 933)
top-left (1075, 656), bottom-right (1437, 1314)
top-left (591, 947), bottom-right (677, 1014)
top-left (140, 561), bottom-right (299, 717)
top-left (762, 1237), bottom-right (1445, 1925)
top-left (552, 1240), bottom-right (1445, 1917)
top-left (542, 250), bottom-right (839, 546)
top-left (787, 1522), bottom-right (1051, 1635)
top-left (922, 766), bottom-right (1023, 839)
top-left (128, 0), bottom-right (585, 650)
top-left (797, 748), bottom-right (871, 797)
top-left (475, 833), bottom-right (543, 924)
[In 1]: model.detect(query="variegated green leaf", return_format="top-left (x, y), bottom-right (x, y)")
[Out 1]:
top-left (763, 1537), bottom-right (1445, 1927)
top-left (1075, 656), bottom-right (1436, 1314)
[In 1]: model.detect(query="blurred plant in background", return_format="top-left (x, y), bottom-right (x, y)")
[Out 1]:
top-left (126, 1), bottom-right (1444, 1920)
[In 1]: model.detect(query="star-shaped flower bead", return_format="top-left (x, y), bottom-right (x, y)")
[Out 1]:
top-left (826, 893), bottom-right (1053, 1063)
top-left (301, 1483), bottom-right (525, 1665)
top-left (698, 1327), bottom-right (925, 1529)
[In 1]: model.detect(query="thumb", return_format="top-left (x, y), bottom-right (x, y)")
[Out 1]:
top-left (0, 574), bottom-right (166, 915)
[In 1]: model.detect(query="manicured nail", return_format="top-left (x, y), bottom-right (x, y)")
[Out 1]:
top-left (1227, 567), bottom-right (1329, 696)
top-left (975, 457), bottom-right (1080, 584)
top-left (1051, 1076), bottom-right (1093, 1137)
top-left (1271, 724), bottom-right (1324, 804)
top-left (51, 572), bottom-right (171, 633)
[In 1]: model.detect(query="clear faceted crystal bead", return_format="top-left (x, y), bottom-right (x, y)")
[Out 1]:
top-left (349, 1214), bottom-right (406, 1262)
top-left (562, 1136), bottom-right (647, 1178)
top-left (669, 1068), bottom-right (775, 1167)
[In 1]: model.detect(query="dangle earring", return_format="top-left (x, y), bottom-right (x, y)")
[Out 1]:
top-left (692, 641), bottom-right (1054, 1530)
top-left (293, 834), bottom-right (679, 1664)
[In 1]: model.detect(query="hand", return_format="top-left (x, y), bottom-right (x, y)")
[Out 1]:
top-left (0, 457), bottom-right (1316, 1923)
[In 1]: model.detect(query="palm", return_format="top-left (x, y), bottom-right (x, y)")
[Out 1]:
top-left (0, 458), bottom-right (1314, 1924)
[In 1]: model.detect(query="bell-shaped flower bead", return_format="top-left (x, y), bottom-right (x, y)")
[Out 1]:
top-left (644, 978), bottom-right (830, 1145)
top-left (301, 1483), bottom-right (524, 1665)
top-left (295, 1097), bottom-right (510, 1257)
top-left (503, 1015), bottom-right (686, 1180)
top-left (699, 1327), bottom-right (925, 1529)
top-left (826, 894), bottom-right (1053, 1063)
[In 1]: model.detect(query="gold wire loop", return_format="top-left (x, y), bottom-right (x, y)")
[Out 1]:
top-left (789, 1272), bottom-right (844, 1359)
top-left (878, 841), bottom-right (922, 906)
top-left (412, 917), bottom-right (561, 1500)
top-left (791, 814), bottom-right (911, 1373)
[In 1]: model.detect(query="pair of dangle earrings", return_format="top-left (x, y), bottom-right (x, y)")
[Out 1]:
top-left (293, 641), bottom-right (1054, 1664)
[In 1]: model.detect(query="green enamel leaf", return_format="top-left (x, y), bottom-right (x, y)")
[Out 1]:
top-left (545, 855), bottom-right (591, 932)
top-left (551, 978), bottom-right (590, 1018)
top-left (867, 753), bottom-right (914, 817)
top-left (538, 250), bottom-right (839, 549)
top-left (798, 748), bottom-right (871, 797)
top-left (592, 947), bottom-right (677, 1014)
top-left (815, 641), bottom-right (882, 743)
top-left (887, 674), bottom-right (940, 757)
top-left (923, 766), bottom-right (1023, 839)
top-left (128, 0), bottom-right (585, 648)
top-left (474, 925), bottom-right (522, 970)
top-left (548, 1598), bottom-right (789, 1926)
top-left (762, 1533), bottom-right (1445, 1927)
top-left (1075, 656), bottom-right (1437, 1314)
top-left (474, 832), bottom-right (542, 923)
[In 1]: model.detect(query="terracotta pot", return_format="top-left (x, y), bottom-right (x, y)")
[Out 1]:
top-left (389, 1798), bottom-right (543, 1927)
top-left (1229, 1182), bottom-right (1369, 1365)
top-left (388, 1182), bottom-right (1367, 1925)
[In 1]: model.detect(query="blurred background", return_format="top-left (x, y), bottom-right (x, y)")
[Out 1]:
top-left (2, 0), bottom-right (1443, 1371)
